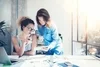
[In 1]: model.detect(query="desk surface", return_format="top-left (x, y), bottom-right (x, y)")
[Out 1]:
top-left (1, 55), bottom-right (100, 67)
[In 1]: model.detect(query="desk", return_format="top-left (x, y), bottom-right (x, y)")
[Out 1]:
top-left (2, 55), bottom-right (100, 67)
top-left (66, 56), bottom-right (100, 67)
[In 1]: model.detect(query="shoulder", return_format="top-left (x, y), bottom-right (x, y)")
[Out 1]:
top-left (49, 22), bottom-right (57, 32)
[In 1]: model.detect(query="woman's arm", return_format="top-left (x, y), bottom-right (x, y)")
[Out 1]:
top-left (24, 34), bottom-right (37, 55)
top-left (48, 25), bottom-right (60, 49)
top-left (12, 36), bottom-right (26, 56)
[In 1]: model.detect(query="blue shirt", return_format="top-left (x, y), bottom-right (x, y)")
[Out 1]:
top-left (37, 23), bottom-right (63, 50)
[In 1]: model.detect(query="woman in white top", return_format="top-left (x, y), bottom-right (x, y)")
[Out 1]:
top-left (12, 17), bottom-right (37, 57)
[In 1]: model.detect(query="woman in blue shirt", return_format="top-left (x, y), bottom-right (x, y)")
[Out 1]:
top-left (36, 8), bottom-right (63, 55)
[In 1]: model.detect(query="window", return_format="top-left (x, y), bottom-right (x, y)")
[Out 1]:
top-left (72, 0), bottom-right (100, 55)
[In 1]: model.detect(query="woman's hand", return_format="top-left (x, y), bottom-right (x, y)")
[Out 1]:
top-left (20, 34), bottom-right (31, 45)
top-left (42, 46), bottom-right (49, 51)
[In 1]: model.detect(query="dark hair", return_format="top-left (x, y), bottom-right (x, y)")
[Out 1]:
top-left (19, 17), bottom-right (35, 31)
top-left (36, 8), bottom-right (50, 25)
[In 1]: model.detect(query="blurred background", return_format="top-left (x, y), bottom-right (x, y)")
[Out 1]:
top-left (0, 0), bottom-right (100, 56)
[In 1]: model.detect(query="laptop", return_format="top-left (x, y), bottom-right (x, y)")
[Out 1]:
top-left (0, 47), bottom-right (18, 65)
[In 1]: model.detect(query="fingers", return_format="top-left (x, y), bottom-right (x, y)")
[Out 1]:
top-left (42, 46), bottom-right (49, 51)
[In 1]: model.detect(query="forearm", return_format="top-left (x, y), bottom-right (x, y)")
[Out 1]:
top-left (24, 50), bottom-right (34, 55)
top-left (17, 42), bottom-right (26, 56)
top-left (48, 41), bottom-right (57, 49)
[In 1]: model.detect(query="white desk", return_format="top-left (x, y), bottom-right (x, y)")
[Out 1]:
top-left (2, 55), bottom-right (100, 67)
top-left (66, 56), bottom-right (100, 67)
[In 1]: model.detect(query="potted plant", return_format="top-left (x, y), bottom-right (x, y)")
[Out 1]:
top-left (0, 21), bottom-right (7, 46)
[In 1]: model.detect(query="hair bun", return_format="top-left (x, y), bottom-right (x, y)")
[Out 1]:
top-left (17, 16), bottom-right (29, 26)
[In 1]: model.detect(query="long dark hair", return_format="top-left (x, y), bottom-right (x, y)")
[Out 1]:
top-left (36, 8), bottom-right (50, 25)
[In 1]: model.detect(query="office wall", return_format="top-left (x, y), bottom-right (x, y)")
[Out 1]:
top-left (26, 0), bottom-right (72, 55)
top-left (0, 0), bottom-right (11, 25)
top-left (0, 0), bottom-right (73, 55)
top-left (0, 0), bottom-right (12, 55)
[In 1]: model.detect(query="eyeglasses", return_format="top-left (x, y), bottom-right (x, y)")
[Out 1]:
top-left (26, 26), bottom-right (35, 32)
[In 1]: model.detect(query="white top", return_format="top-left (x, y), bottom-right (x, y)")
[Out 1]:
top-left (12, 29), bottom-right (33, 52)
top-left (17, 35), bottom-right (32, 51)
